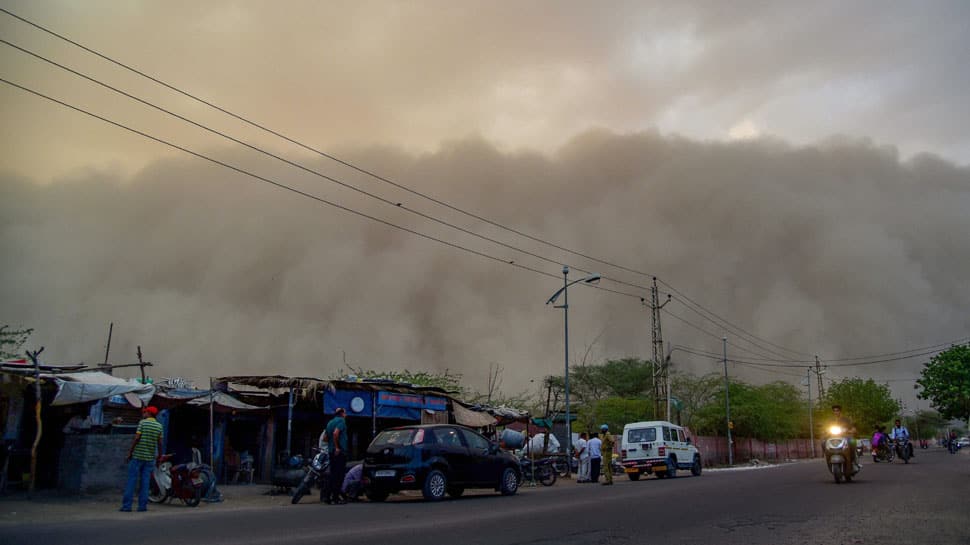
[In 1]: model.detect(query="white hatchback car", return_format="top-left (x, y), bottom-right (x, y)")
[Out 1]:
top-left (619, 420), bottom-right (702, 480)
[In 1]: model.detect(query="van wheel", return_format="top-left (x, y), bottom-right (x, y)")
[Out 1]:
top-left (628, 472), bottom-right (640, 481)
top-left (423, 469), bottom-right (447, 501)
top-left (691, 456), bottom-right (702, 476)
top-left (665, 455), bottom-right (677, 478)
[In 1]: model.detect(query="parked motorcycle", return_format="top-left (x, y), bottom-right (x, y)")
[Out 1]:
top-left (823, 425), bottom-right (860, 484)
top-left (291, 449), bottom-right (330, 504)
top-left (148, 453), bottom-right (207, 507)
top-left (893, 438), bottom-right (912, 464)
top-left (518, 456), bottom-right (557, 486)
top-left (550, 455), bottom-right (577, 478)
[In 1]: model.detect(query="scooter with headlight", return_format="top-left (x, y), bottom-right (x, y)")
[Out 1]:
top-left (823, 425), bottom-right (859, 484)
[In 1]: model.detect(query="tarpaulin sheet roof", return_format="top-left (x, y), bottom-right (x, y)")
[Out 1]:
top-left (186, 391), bottom-right (266, 411)
top-left (46, 371), bottom-right (155, 406)
top-left (451, 401), bottom-right (497, 428)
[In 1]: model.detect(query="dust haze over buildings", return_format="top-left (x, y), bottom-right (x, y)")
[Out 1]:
top-left (1, 132), bottom-right (968, 406)
top-left (0, 1), bottom-right (968, 405)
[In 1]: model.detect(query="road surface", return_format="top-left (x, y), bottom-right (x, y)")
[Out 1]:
top-left (2, 448), bottom-right (967, 544)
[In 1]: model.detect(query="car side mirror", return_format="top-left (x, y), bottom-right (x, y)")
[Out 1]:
top-left (489, 442), bottom-right (499, 454)
top-left (685, 437), bottom-right (691, 444)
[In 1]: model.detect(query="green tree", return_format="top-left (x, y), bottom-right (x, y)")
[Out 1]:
top-left (671, 371), bottom-right (722, 430)
top-left (576, 396), bottom-right (653, 434)
top-left (916, 344), bottom-right (970, 425)
top-left (692, 381), bottom-right (807, 440)
top-left (907, 409), bottom-right (948, 441)
top-left (0, 325), bottom-right (33, 360)
top-left (818, 378), bottom-right (900, 433)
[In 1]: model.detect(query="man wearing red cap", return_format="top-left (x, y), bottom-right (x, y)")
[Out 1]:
top-left (121, 406), bottom-right (163, 512)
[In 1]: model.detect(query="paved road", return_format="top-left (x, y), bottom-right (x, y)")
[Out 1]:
top-left (3, 449), bottom-right (967, 545)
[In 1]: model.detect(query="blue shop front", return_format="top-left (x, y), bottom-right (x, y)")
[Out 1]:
top-left (322, 387), bottom-right (450, 460)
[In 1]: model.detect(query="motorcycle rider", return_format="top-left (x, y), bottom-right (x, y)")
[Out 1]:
top-left (889, 419), bottom-right (911, 457)
top-left (829, 404), bottom-right (859, 471)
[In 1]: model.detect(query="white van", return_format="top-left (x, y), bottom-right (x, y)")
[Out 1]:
top-left (620, 420), bottom-right (702, 480)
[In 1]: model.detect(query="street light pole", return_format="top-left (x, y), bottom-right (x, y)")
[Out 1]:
top-left (562, 266), bottom-right (571, 479)
top-left (723, 336), bottom-right (733, 466)
top-left (546, 266), bottom-right (600, 480)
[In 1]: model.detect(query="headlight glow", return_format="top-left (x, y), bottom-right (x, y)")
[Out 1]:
top-left (828, 425), bottom-right (843, 436)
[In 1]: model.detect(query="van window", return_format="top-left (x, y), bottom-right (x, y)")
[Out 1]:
top-left (627, 427), bottom-right (657, 443)
top-left (677, 429), bottom-right (686, 442)
top-left (663, 427), bottom-right (672, 441)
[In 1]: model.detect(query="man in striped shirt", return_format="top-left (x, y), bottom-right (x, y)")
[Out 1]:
top-left (121, 405), bottom-right (164, 512)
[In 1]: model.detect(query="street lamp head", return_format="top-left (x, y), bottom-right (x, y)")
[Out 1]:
top-left (562, 265), bottom-right (569, 275)
top-left (582, 273), bottom-right (601, 284)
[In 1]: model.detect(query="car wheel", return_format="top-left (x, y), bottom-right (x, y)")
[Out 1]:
top-left (690, 456), bottom-right (702, 477)
top-left (447, 486), bottom-right (465, 498)
top-left (422, 469), bottom-right (447, 501)
top-left (628, 472), bottom-right (640, 481)
top-left (365, 489), bottom-right (389, 502)
top-left (499, 467), bottom-right (519, 496)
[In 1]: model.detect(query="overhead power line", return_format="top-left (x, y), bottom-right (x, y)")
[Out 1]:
top-left (671, 344), bottom-right (948, 368)
top-left (0, 76), bottom-right (647, 301)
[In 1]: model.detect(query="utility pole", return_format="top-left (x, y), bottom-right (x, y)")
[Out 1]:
top-left (136, 346), bottom-right (150, 383)
top-left (646, 278), bottom-right (671, 420)
top-left (723, 337), bottom-right (733, 466)
top-left (100, 322), bottom-right (113, 375)
top-left (806, 368), bottom-right (814, 455)
top-left (814, 354), bottom-right (825, 402)
top-left (26, 346), bottom-right (44, 499)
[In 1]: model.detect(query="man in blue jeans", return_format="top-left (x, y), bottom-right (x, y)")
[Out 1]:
top-left (121, 406), bottom-right (164, 512)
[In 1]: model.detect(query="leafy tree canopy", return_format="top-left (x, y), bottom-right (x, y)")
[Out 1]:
top-left (575, 396), bottom-right (653, 434)
top-left (693, 381), bottom-right (807, 440)
top-left (916, 344), bottom-right (970, 424)
top-left (818, 377), bottom-right (900, 433)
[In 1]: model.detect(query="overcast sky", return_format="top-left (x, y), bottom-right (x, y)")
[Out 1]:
top-left (1, 1), bottom-right (968, 409)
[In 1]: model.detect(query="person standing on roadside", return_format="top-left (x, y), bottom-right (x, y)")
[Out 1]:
top-left (600, 424), bottom-right (614, 486)
top-left (325, 407), bottom-right (348, 504)
top-left (587, 432), bottom-right (603, 484)
top-left (574, 432), bottom-right (590, 483)
top-left (120, 406), bottom-right (163, 512)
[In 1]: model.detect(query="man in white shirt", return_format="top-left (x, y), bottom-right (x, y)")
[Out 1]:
top-left (574, 432), bottom-right (590, 483)
top-left (587, 432), bottom-right (603, 484)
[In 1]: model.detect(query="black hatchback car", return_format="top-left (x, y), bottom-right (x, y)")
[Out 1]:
top-left (362, 424), bottom-right (521, 501)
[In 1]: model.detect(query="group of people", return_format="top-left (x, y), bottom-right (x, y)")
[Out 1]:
top-left (830, 404), bottom-right (915, 469)
top-left (871, 419), bottom-right (911, 455)
top-left (571, 423), bottom-right (615, 485)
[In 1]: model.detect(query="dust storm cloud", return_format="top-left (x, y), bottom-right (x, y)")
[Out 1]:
top-left (1, 131), bottom-right (967, 401)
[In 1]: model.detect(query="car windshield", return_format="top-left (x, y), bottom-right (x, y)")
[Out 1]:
top-left (628, 428), bottom-right (657, 442)
top-left (372, 429), bottom-right (416, 447)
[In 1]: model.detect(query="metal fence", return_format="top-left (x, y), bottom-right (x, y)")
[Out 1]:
top-left (693, 435), bottom-right (817, 466)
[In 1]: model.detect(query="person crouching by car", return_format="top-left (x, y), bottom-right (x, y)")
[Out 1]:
top-left (342, 463), bottom-right (363, 501)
